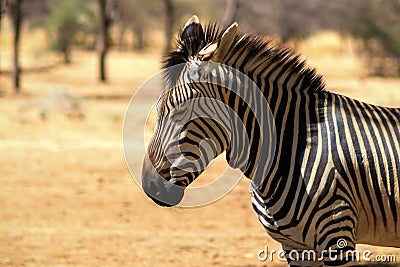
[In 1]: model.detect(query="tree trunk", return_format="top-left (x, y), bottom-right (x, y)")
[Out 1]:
top-left (0, 5), bottom-right (3, 77)
top-left (117, 23), bottom-right (126, 51)
top-left (10, 0), bottom-right (23, 93)
top-left (62, 46), bottom-right (71, 64)
top-left (98, 0), bottom-right (109, 82)
top-left (133, 26), bottom-right (146, 50)
top-left (163, 0), bottom-right (174, 52)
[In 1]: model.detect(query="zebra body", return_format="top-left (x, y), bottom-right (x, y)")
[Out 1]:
top-left (141, 16), bottom-right (400, 265)
top-left (252, 91), bottom-right (400, 251)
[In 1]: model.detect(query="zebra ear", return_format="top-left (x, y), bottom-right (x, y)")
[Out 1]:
top-left (213, 22), bottom-right (238, 63)
top-left (198, 40), bottom-right (219, 61)
top-left (198, 22), bottom-right (238, 62)
top-left (181, 15), bottom-right (203, 41)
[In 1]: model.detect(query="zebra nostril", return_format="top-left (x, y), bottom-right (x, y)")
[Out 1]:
top-left (177, 180), bottom-right (187, 187)
top-left (147, 180), bottom-right (158, 195)
top-left (142, 176), bottom-right (158, 197)
top-left (143, 179), bottom-right (184, 207)
top-left (142, 159), bottom-right (185, 207)
top-left (170, 177), bottom-right (188, 187)
top-left (159, 168), bottom-right (170, 176)
top-left (143, 178), bottom-right (174, 207)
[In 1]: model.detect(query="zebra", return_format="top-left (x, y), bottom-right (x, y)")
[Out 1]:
top-left (141, 15), bottom-right (400, 266)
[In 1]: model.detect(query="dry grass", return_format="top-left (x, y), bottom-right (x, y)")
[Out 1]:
top-left (299, 31), bottom-right (400, 108)
top-left (0, 26), bottom-right (399, 267)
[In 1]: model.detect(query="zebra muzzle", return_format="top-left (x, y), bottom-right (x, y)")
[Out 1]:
top-left (141, 157), bottom-right (184, 207)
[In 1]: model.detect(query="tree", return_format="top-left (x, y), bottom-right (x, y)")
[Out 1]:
top-left (163, 0), bottom-right (175, 52)
top-left (9, 0), bottom-right (23, 93)
top-left (336, 0), bottom-right (400, 76)
top-left (45, 0), bottom-right (96, 64)
top-left (0, 0), bottom-right (8, 23)
top-left (0, 0), bottom-right (8, 78)
top-left (117, 0), bottom-right (162, 51)
top-left (98, 0), bottom-right (109, 82)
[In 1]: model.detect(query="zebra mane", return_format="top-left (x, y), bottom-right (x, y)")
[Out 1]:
top-left (162, 22), bottom-right (325, 93)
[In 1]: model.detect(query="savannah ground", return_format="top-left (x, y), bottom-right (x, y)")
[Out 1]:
top-left (1, 27), bottom-right (400, 266)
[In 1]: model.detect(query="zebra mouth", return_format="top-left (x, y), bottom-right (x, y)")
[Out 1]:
top-left (142, 156), bottom-right (185, 207)
top-left (142, 173), bottom-right (185, 207)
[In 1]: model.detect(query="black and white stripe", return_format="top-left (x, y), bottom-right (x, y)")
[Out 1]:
top-left (143, 16), bottom-right (400, 266)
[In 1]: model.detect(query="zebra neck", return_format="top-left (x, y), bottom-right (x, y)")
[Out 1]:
top-left (233, 65), bottom-right (319, 191)
top-left (256, 78), bottom-right (323, 201)
top-left (220, 55), bottom-right (323, 188)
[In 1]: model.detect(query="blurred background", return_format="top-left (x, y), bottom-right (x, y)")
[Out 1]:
top-left (0, 0), bottom-right (399, 266)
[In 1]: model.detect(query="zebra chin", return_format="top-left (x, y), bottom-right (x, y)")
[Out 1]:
top-left (141, 157), bottom-right (184, 207)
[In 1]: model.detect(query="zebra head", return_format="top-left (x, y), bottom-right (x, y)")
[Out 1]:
top-left (142, 16), bottom-right (247, 207)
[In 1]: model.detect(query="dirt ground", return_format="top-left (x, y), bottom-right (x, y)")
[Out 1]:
top-left (1, 31), bottom-right (400, 266)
